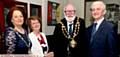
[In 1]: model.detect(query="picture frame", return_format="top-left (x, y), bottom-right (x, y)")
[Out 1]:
top-left (4, 7), bottom-right (9, 27)
top-left (105, 3), bottom-right (120, 34)
top-left (30, 4), bottom-right (41, 18)
top-left (30, 4), bottom-right (42, 31)
top-left (47, 1), bottom-right (60, 26)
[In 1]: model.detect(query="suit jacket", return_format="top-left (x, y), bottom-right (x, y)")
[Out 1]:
top-left (53, 17), bottom-right (87, 57)
top-left (86, 19), bottom-right (118, 57)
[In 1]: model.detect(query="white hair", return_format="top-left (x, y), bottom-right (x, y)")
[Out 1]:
top-left (63, 4), bottom-right (76, 11)
top-left (91, 1), bottom-right (106, 14)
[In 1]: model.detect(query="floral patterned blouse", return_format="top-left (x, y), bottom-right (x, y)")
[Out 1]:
top-left (4, 27), bottom-right (31, 54)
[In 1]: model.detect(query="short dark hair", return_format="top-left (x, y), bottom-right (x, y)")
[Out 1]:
top-left (6, 6), bottom-right (27, 29)
top-left (27, 16), bottom-right (42, 32)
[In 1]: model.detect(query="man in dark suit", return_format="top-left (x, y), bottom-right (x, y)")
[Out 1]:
top-left (53, 4), bottom-right (87, 57)
top-left (86, 1), bottom-right (118, 57)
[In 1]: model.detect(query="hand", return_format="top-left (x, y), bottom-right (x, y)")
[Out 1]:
top-left (44, 52), bottom-right (54, 57)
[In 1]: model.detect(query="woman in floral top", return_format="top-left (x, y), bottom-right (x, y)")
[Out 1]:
top-left (4, 6), bottom-right (31, 54)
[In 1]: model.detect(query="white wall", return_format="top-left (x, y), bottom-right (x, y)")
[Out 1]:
top-left (68, 0), bottom-right (84, 18)
top-left (43, 0), bottom-right (62, 35)
top-left (16, 0), bottom-right (85, 35)
top-left (60, 0), bottom-right (85, 18)
top-left (16, 0), bottom-right (60, 35)
top-left (16, 0), bottom-right (42, 5)
top-left (16, 0), bottom-right (42, 18)
top-left (41, 0), bottom-right (85, 35)
top-left (85, 2), bottom-right (92, 27)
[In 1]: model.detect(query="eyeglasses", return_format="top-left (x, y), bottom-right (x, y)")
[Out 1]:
top-left (64, 10), bottom-right (75, 13)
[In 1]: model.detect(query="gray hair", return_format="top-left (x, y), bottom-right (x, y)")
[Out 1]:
top-left (91, 1), bottom-right (106, 14)
top-left (63, 3), bottom-right (76, 11)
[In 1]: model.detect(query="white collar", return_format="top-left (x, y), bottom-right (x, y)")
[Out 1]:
top-left (94, 17), bottom-right (104, 24)
top-left (67, 21), bottom-right (73, 25)
top-left (94, 17), bottom-right (104, 31)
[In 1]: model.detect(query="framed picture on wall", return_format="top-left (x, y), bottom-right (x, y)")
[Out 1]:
top-left (105, 3), bottom-right (120, 34)
top-left (30, 4), bottom-right (42, 31)
top-left (4, 7), bottom-right (9, 27)
top-left (30, 4), bottom-right (41, 18)
top-left (15, 1), bottom-right (28, 18)
top-left (47, 1), bottom-right (60, 26)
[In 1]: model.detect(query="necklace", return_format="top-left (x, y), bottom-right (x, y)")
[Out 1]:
top-left (15, 31), bottom-right (30, 48)
top-left (14, 27), bottom-right (25, 34)
top-left (59, 17), bottom-right (80, 48)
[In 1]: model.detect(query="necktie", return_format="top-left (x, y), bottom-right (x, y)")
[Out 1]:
top-left (69, 24), bottom-right (72, 36)
top-left (90, 23), bottom-right (97, 43)
top-left (68, 24), bottom-right (72, 56)
top-left (91, 23), bottom-right (97, 36)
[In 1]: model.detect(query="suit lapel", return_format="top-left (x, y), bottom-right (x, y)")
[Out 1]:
top-left (90, 19), bottom-right (106, 45)
top-left (94, 20), bottom-right (106, 36)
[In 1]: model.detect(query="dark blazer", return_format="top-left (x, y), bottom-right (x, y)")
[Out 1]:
top-left (53, 17), bottom-right (87, 57)
top-left (86, 19), bottom-right (118, 57)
